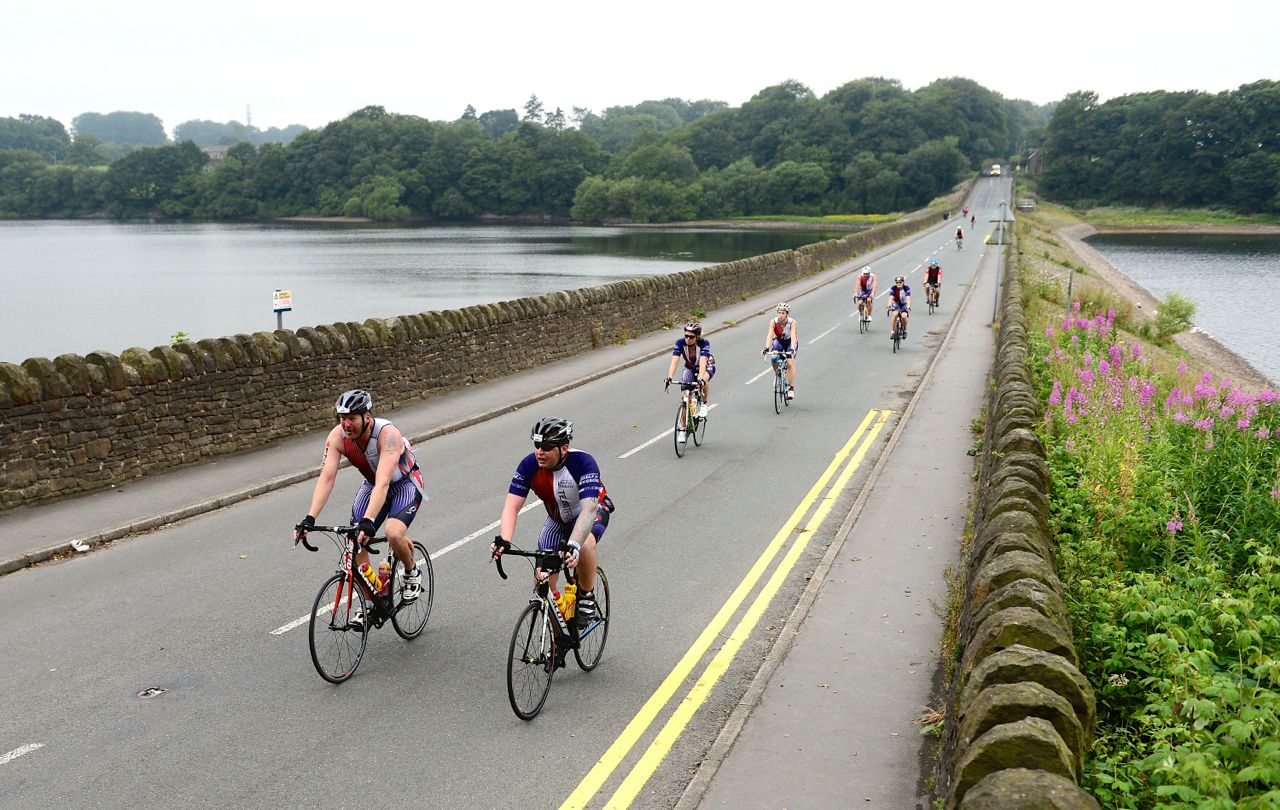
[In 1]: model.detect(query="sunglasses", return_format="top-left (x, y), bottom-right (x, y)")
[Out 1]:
top-left (684, 333), bottom-right (698, 339)
top-left (533, 441), bottom-right (563, 451)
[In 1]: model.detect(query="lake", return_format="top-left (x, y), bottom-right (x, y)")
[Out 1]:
top-left (0, 221), bottom-right (847, 364)
top-left (1086, 232), bottom-right (1280, 385)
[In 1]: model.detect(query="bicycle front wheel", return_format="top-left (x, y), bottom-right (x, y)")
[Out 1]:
top-left (309, 572), bottom-right (368, 684)
top-left (391, 541), bottom-right (434, 640)
top-left (892, 327), bottom-right (901, 354)
top-left (574, 568), bottom-right (611, 671)
top-left (692, 402), bottom-right (707, 446)
top-left (773, 370), bottom-right (784, 414)
top-left (673, 398), bottom-right (688, 458)
top-left (507, 601), bottom-right (556, 720)
top-left (859, 308), bottom-right (868, 334)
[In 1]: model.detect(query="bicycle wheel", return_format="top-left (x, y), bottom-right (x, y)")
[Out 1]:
top-left (309, 572), bottom-right (368, 684)
top-left (858, 307), bottom-right (868, 334)
top-left (693, 402), bottom-right (707, 446)
top-left (673, 398), bottom-right (687, 458)
top-left (391, 541), bottom-right (434, 640)
top-left (928, 297), bottom-right (936, 315)
top-left (892, 326), bottom-right (901, 354)
top-left (507, 601), bottom-right (556, 720)
top-left (575, 568), bottom-right (610, 671)
top-left (773, 370), bottom-right (783, 414)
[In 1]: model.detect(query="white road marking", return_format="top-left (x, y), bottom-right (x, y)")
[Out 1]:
top-left (808, 324), bottom-right (839, 345)
top-left (745, 367), bottom-right (772, 385)
top-left (0, 744), bottom-right (43, 766)
top-left (271, 502), bottom-right (539, 635)
top-left (619, 404), bottom-right (719, 459)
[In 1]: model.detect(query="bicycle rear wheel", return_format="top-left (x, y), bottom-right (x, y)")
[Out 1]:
top-left (574, 568), bottom-right (610, 671)
top-left (773, 370), bottom-right (784, 414)
top-left (391, 541), bottom-right (434, 640)
top-left (309, 572), bottom-right (368, 684)
top-left (673, 398), bottom-right (687, 458)
top-left (507, 601), bottom-right (556, 720)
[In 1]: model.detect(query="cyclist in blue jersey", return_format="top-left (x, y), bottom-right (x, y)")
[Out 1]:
top-left (489, 418), bottom-right (614, 630)
top-left (295, 390), bottom-right (426, 628)
top-left (887, 276), bottom-right (912, 339)
top-left (665, 321), bottom-right (715, 442)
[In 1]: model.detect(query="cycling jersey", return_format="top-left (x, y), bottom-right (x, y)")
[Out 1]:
top-left (771, 316), bottom-right (795, 344)
top-left (857, 274), bottom-right (877, 296)
top-left (337, 418), bottom-right (424, 495)
top-left (889, 285), bottom-right (911, 309)
top-left (509, 449), bottom-right (609, 525)
top-left (673, 337), bottom-right (712, 371)
top-left (926, 267), bottom-right (941, 285)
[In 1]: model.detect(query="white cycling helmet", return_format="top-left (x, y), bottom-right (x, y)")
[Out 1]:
top-left (776, 302), bottom-right (790, 313)
top-left (861, 266), bottom-right (871, 276)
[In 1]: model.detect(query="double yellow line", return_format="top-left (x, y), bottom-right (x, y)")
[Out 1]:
top-left (563, 408), bottom-right (892, 809)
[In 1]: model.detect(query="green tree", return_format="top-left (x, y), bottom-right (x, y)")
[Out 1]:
top-left (64, 134), bottom-right (111, 166)
top-left (0, 115), bottom-right (70, 161)
top-left (73, 111), bottom-right (168, 148)
top-left (104, 140), bottom-right (206, 216)
top-left (523, 95), bottom-right (544, 123)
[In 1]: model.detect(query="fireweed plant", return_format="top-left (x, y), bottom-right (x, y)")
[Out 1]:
top-left (1030, 302), bottom-right (1280, 808)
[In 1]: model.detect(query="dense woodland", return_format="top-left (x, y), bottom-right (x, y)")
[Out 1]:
top-left (0, 78), bottom-right (1044, 222)
top-left (1038, 80), bottom-right (1280, 213)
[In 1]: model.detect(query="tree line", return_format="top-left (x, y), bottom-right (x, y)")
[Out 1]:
top-left (1038, 80), bottom-right (1280, 213)
top-left (0, 77), bottom-right (1047, 222)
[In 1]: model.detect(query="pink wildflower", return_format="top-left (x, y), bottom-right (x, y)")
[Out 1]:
top-left (1238, 418), bottom-right (1250, 430)
top-left (1256, 427), bottom-right (1271, 440)
top-left (1046, 326), bottom-right (1054, 339)
top-left (1048, 381), bottom-right (1063, 405)
top-left (1167, 519), bottom-right (1183, 536)
top-left (1176, 361), bottom-right (1188, 375)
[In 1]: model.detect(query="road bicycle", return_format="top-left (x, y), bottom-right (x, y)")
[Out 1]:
top-left (295, 523), bottom-right (435, 684)
top-left (955, 234), bottom-right (964, 250)
top-left (856, 295), bottom-right (873, 334)
top-left (494, 541), bottom-right (611, 720)
top-left (666, 378), bottom-right (707, 457)
top-left (927, 284), bottom-right (939, 315)
top-left (766, 349), bottom-right (793, 414)
top-left (889, 308), bottom-right (910, 354)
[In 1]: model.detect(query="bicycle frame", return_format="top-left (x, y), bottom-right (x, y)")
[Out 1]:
top-left (679, 380), bottom-right (702, 428)
top-left (307, 525), bottom-right (398, 627)
top-left (496, 545), bottom-right (585, 648)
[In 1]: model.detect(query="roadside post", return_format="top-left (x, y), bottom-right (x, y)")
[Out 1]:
top-left (273, 289), bottom-right (292, 330)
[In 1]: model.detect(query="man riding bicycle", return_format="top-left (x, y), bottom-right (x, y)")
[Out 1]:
top-left (666, 321), bottom-right (715, 444)
top-left (294, 389), bottom-right (425, 628)
top-left (853, 266), bottom-right (877, 322)
top-left (762, 302), bottom-right (798, 399)
top-left (489, 418), bottom-right (614, 631)
top-left (887, 276), bottom-right (912, 339)
top-left (955, 226), bottom-right (964, 246)
top-left (924, 260), bottom-right (942, 307)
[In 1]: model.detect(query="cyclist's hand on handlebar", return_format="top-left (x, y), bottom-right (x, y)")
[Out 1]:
top-left (664, 376), bottom-right (671, 391)
top-left (562, 540), bottom-right (581, 569)
top-left (489, 536), bottom-right (510, 561)
top-left (294, 515), bottom-right (315, 543)
top-left (356, 517), bottom-right (376, 546)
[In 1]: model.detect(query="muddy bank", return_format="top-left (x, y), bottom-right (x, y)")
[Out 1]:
top-left (1058, 223), bottom-right (1275, 389)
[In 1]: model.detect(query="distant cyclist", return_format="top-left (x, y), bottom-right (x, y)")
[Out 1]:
top-left (853, 266), bottom-right (877, 322)
top-left (970, 214), bottom-right (976, 229)
top-left (887, 276), bottom-right (912, 339)
top-left (665, 321), bottom-right (715, 442)
top-left (762, 302), bottom-right (798, 399)
top-left (955, 226), bottom-right (964, 249)
top-left (489, 418), bottom-right (614, 631)
top-left (295, 389), bottom-right (426, 628)
top-left (924, 260), bottom-right (942, 307)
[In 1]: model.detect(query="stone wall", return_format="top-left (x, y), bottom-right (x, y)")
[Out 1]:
top-left (942, 267), bottom-right (1099, 808)
top-left (0, 207), bottom-right (951, 510)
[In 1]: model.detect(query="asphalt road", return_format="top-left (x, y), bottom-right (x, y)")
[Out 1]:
top-left (1, 179), bottom-right (1008, 809)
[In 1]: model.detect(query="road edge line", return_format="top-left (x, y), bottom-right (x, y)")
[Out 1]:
top-left (672, 224), bottom-right (996, 810)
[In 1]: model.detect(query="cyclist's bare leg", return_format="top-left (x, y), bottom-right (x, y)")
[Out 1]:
top-left (384, 517), bottom-right (416, 572)
top-left (576, 534), bottom-right (597, 593)
top-left (700, 380), bottom-right (710, 407)
top-left (786, 357), bottom-right (796, 388)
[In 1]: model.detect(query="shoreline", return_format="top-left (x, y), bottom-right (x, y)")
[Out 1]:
top-left (1091, 223), bottom-right (1280, 236)
top-left (1058, 222), bottom-right (1276, 389)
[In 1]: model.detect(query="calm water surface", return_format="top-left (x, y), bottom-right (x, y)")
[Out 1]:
top-left (0, 221), bottom-right (846, 363)
top-left (1086, 233), bottom-right (1280, 385)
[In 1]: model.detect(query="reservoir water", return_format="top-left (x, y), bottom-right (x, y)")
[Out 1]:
top-left (1085, 232), bottom-right (1280, 385)
top-left (0, 221), bottom-right (846, 364)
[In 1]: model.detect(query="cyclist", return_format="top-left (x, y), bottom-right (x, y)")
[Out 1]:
top-left (924, 260), bottom-right (942, 307)
top-left (970, 214), bottom-right (976, 229)
top-left (762, 302), bottom-right (798, 399)
top-left (853, 266), bottom-right (877, 322)
top-left (887, 276), bottom-right (912, 339)
top-left (665, 321), bottom-right (715, 443)
top-left (955, 225), bottom-right (965, 248)
top-left (294, 389), bottom-right (425, 627)
top-left (962, 205), bottom-right (969, 218)
top-left (489, 418), bottom-right (614, 631)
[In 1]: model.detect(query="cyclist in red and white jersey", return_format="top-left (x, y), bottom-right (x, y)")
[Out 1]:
top-left (295, 389), bottom-right (425, 626)
top-left (762, 303), bottom-right (799, 399)
top-left (853, 266), bottom-right (877, 322)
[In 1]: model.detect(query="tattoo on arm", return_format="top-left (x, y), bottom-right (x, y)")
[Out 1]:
top-left (570, 497), bottom-right (599, 544)
top-left (381, 431), bottom-right (402, 455)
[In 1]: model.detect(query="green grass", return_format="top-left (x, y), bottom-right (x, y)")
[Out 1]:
top-left (1072, 205), bottom-right (1280, 228)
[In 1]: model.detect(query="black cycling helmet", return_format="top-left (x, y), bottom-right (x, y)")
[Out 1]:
top-left (684, 321), bottom-right (702, 335)
top-left (531, 417), bottom-right (573, 445)
top-left (335, 389), bottom-right (373, 415)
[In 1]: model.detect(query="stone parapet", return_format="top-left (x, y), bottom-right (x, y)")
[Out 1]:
top-left (943, 264), bottom-right (1098, 808)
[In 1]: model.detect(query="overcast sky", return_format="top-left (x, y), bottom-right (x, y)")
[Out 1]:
top-left (5, 0), bottom-right (1277, 136)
